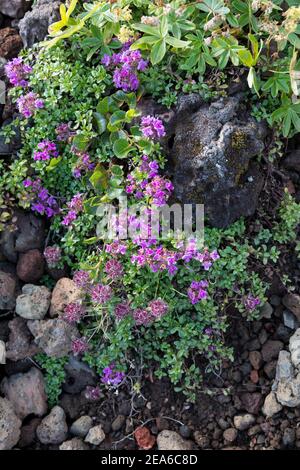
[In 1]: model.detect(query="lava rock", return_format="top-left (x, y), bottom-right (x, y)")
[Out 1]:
top-left (27, 318), bottom-right (79, 358)
top-left (37, 406), bottom-right (68, 445)
top-left (0, 269), bottom-right (18, 310)
top-left (249, 351), bottom-right (263, 370)
top-left (1, 367), bottom-right (47, 419)
top-left (240, 392), bottom-right (263, 415)
top-left (18, 418), bottom-right (41, 448)
top-left (111, 415), bottom-right (126, 432)
top-left (70, 415), bottom-right (93, 438)
top-left (283, 293), bottom-right (300, 321)
top-left (59, 437), bottom-right (89, 450)
top-left (0, 0), bottom-right (32, 18)
top-left (282, 428), bottom-right (295, 448)
top-left (5, 317), bottom-right (40, 361)
top-left (157, 430), bottom-right (192, 450)
top-left (289, 329), bottom-right (300, 368)
top-left (223, 428), bottom-right (238, 443)
top-left (16, 249), bottom-right (44, 283)
top-left (14, 211), bottom-right (45, 253)
top-left (261, 340), bottom-right (283, 362)
top-left (262, 392), bottom-right (282, 418)
top-left (0, 28), bottom-right (23, 59)
top-left (19, 0), bottom-right (61, 48)
top-left (283, 310), bottom-right (299, 330)
top-left (63, 356), bottom-right (97, 394)
top-left (16, 284), bottom-right (51, 320)
top-left (85, 425), bottom-right (105, 446)
top-left (169, 94), bottom-right (267, 228)
top-left (0, 397), bottom-right (22, 450)
top-left (50, 277), bottom-right (82, 318)
top-left (233, 414), bottom-right (256, 431)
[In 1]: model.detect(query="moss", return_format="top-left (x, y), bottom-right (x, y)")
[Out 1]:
top-left (230, 129), bottom-right (248, 151)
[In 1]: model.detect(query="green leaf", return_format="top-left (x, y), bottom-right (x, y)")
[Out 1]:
top-left (150, 39), bottom-right (167, 65)
top-left (165, 36), bottom-right (190, 48)
top-left (113, 138), bottom-right (131, 158)
top-left (72, 133), bottom-right (89, 151)
top-left (89, 164), bottom-right (108, 192)
top-left (94, 112), bottom-right (107, 134)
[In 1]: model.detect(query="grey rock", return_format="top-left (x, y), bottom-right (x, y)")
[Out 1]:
top-left (233, 414), bottom-right (256, 431)
top-left (0, 397), bottom-right (21, 450)
top-left (16, 284), bottom-right (51, 320)
top-left (85, 425), bottom-right (105, 446)
top-left (283, 310), bottom-right (299, 330)
top-left (289, 328), bottom-right (300, 368)
top-left (261, 340), bottom-right (283, 362)
top-left (0, 0), bottom-right (32, 19)
top-left (70, 416), bottom-right (93, 438)
top-left (262, 392), bottom-right (282, 418)
top-left (59, 437), bottom-right (89, 450)
top-left (37, 406), bottom-right (68, 445)
top-left (63, 356), bottom-right (97, 394)
top-left (19, 0), bottom-right (61, 48)
top-left (282, 428), bottom-right (295, 448)
top-left (1, 367), bottom-right (47, 419)
top-left (283, 293), bottom-right (300, 321)
top-left (259, 302), bottom-right (273, 319)
top-left (50, 277), bottom-right (82, 318)
top-left (27, 318), bottom-right (79, 358)
top-left (111, 414), bottom-right (126, 432)
top-left (276, 375), bottom-right (300, 407)
top-left (0, 210), bottom-right (45, 262)
top-left (169, 94), bottom-right (267, 228)
top-left (275, 350), bottom-right (294, 382)
top-left (157, 430), bottom-right (192, 450)
top-left (223, 428), bottom-right (238, 443)
top-left (0, 269), bottom-right (18, 310)
top-left (5, 317), bottom-right (40, 362)
top-left (0, 339), bottom-right (6, 364)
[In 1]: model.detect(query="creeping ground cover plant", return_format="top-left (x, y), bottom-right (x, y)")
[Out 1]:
top-left (0, 0), bottom-right (300, 402)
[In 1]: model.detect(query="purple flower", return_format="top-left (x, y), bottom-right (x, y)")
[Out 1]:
top-left (33, 140), bottom-right (58, 161)
top-left (133, 307), bottom-right (152, 326)
top-left (114, 301), bottom-right (131, 320)
top-left (23, 178), bottom-right (59, 218)
top-left (243, 294), bottom-right (261, 311)
top-left (104, 259), bottom-right (123, 280)
top-left (188, 280), bottom-right (209, 305)
top-left (113, 65), bottom-right (139, 92)
top-left (5, 57), bottom-right (32, 87)
top-left (148, 299), bottom-right (168, 320)
top-left (91, 284), bottom-right (112, 304)
top-left (73, 270), bottom-right (91, 290)
top-left (62, 302), bottom-right (86, 324)
top-left (101, 364), bottom-right (125, 387)
top-left (84, 385), bottom-right (102, 401)
top-left (17, 92), bottom-right (44, 118)
top-left (72, 152), bottom-right (95, 178)
top-left (140, 115), bottom-right (166, 140)
top-left (72, 337), bottom-right (89, 356)
top-left (44, 246), bottom-right (61, 268)
top-left (62, 210), bottom-right (77, 226)
top-left (105, 241), bottom-right (127, 255)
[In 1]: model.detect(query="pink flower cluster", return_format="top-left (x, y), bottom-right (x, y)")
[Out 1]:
top-left (102, 47), bottom-right (148, 92)
top-left (72, 152), bottom-right (95, 178)
top-left (140, 116), bottom-right (166, 140)
top-left (5, 58), bottom-right (32, 87)
top-left (243, 294), bottom-right (261, 311)
top-left (62, 193), bottom-right (84, 226)
top-left (63, 301), bottom-right (86, 324)
top-left (133, 298), bottom-right (168, 325)
top-left (43, 246), bottom-right (61, 268)
top-left (105, 240), bottom-right (127, 256)
top-left (33, 140), bottom-right (58, 161)
top-left (126, 155), bottom-right (173, 207)
top-left (187, 280), bottom-right (209, 305)
top-left (73, 270), bottom-right (92, 290)
top-left (104, 259), bottom-right (123, 280)
top-left (91, 284), bottom-right (113, 304)
top-left (23, 178), bottom-right (59, 218)
top-left (114, 301), bottom-right (131, 320)
top-left (180, 240), bottom-right (220, 270)
top-left (131, 245), bottom-right (180, 275)
top-left (72, 337), bottom-right (89, 356)
top-left (17, 92), bottom-right (44, 118)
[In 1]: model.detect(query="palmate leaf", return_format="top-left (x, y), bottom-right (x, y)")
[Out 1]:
top-left (197, 0), bottom-right (230, 16)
